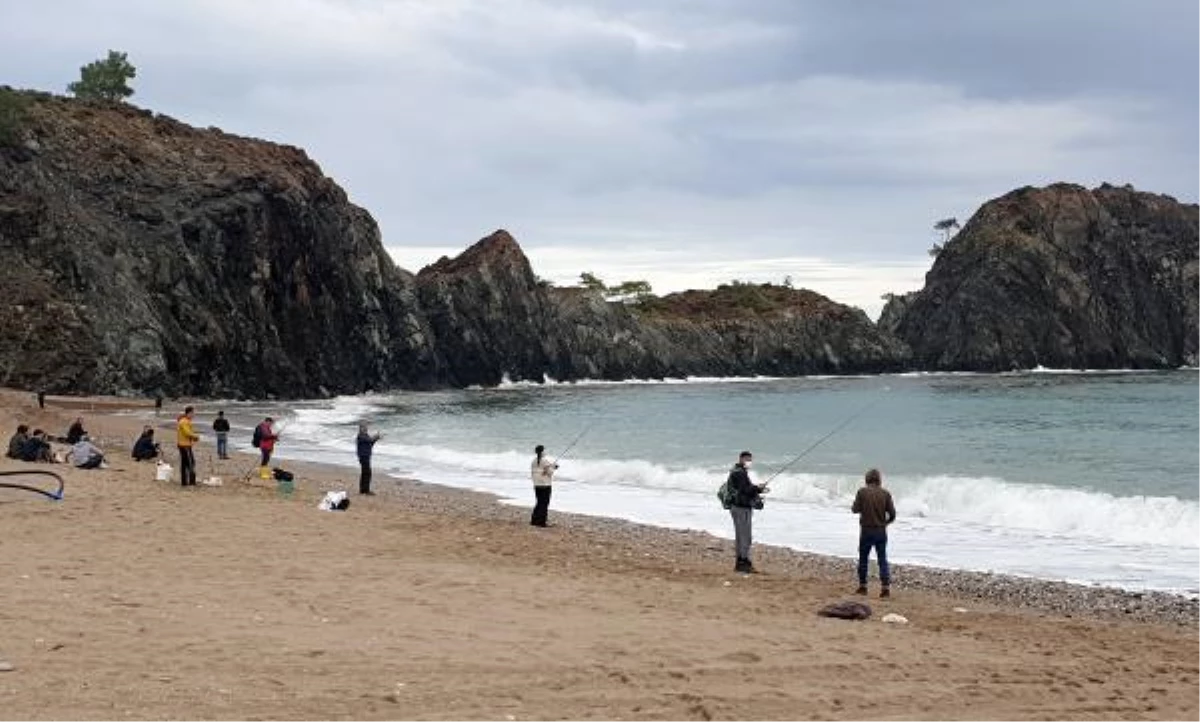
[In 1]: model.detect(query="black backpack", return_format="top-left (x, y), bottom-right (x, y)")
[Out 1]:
top-left (251, 425), bottom-right (263, 448)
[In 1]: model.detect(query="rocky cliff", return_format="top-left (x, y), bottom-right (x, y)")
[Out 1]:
top-left (0, 92), bottom-right (909, 396)
top-left (0, 91), bottom-right (438, 397)
top-left (881, 183), bottom-right (1199, 370)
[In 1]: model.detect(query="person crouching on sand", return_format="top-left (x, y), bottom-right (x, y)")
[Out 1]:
top-left (530, 444), bottom-right (558, 527)
top-left (852, 468), bottom-right (896, 598)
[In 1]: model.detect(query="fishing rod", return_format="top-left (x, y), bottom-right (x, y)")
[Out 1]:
top-left (762, 392), bottom-right (888, 487)
top-left (553, 422), bottom-right (593, 465)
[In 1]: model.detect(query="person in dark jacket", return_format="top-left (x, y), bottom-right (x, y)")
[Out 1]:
top-left (727, 450), bottom-right (768, 573)
top-left (852, 468), bottom-right (896, 598)
top-left (66, 417), bottom-right (86, 445)
top-left (19, 430), bottom-right (53, 463)
top-left (131, 427), bottom-right (161, 461)
top-left (7, 424), bottom-right (29, 459)
top-left (212, 411), bottom-right (231, 459)
top-left (356, 422), bottom-right (382, 495)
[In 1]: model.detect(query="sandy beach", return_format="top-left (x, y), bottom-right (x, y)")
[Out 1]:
top-left (0, 389), bottom-right (1196, 720)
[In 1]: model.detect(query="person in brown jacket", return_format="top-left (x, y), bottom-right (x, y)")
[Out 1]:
top-left (851, 468), bottom-right (896, 598)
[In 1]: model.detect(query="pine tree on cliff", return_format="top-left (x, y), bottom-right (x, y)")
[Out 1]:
top-left (67, 50), bottom-right (136, 102)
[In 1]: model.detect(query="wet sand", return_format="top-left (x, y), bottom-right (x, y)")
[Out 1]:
top-left (0, 389), bottom-right (1196, 720)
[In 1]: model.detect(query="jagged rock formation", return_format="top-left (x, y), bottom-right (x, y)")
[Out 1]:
top-left (0, 92), bottom-right (910, 397)
top-left (0, 91), bottom-right (438, 397)
top-left (881, 184), bottom-right (1198, 370)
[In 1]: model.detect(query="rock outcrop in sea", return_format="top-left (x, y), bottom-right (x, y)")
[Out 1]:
top-left (881, 183), bottom-right (1199, 370)
top-left (0, 91), bottom-right (908, 397)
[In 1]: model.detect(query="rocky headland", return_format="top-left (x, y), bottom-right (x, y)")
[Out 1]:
top-left (0, 91), bottom-right (908, 397)
top-left (881, 183), bottom-right (1198, 371)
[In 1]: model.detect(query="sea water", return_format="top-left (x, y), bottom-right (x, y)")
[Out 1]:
top-left (262, 370), bottom-right (1198, 596)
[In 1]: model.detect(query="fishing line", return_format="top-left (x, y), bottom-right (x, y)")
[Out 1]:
top-left (554, 422), bottom-right (593, 465)
top-left (762, 389), bottom-right (890, 487)
top-left (0, 470), bottom-right (65, 501)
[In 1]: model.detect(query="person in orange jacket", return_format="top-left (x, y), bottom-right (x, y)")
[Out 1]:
top-left (176, 406), bottom-right (200, 486)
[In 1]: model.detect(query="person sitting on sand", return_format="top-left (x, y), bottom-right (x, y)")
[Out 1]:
top-left (852, 467), bottom-right (896, 598)
top-left (530, 444), bottom-right (558, 527)
top-left (7, 424), bottom-right (29, 459)
top-left (19, 429), bottom-right (54, 463)
top-left (69, 435), bottom-right (105, 470)
top-left (131, 427), bottom-right (161, 462)
top-left (66, 417), bottom-right (86, 445)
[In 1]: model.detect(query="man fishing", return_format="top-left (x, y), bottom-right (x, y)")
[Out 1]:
top-left (530, 444), bottom-right (558, 527)
top-left (727, 451), bottom-right (768, 573)
top-left (852, 467), bottom-right (896, 598)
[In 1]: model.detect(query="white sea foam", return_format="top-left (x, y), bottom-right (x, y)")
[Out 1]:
top-left (266, 379), bottom-right (1200, 595)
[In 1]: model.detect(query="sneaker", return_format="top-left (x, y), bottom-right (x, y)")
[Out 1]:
top-left (879, 587), bottom-right (891, 599)
top-left (855, 585), bottom-right (868, 595)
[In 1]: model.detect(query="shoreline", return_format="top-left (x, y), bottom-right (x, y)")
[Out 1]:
top-left (1, 388), bottom-right (1197, 719)
top-left (8, 388), bottom-right (1197, 626)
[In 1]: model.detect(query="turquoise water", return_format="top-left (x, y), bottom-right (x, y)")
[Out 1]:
top-left (275, 369), bottom-right (1199, 594)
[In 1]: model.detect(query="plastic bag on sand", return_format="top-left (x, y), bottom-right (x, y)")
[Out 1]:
top-left (881, 612), bottom-right (908, 624)
top-left (155, 462), bottom-right (173, 482)
top-left (318, 491), bottom-right (350, 512)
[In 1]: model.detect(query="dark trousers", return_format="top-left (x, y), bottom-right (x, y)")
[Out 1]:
top-left (78, 454), bottom-right (103, 470)
top-left (359, 456), bottom-right (372, 493)
top-left (857, 528), bottom-right (890, 586)
top-left (531, 485), bottom-right (552, 526)
top-left (260, 448), bottom-right (272, 466)
top-left (178, 446), bottom-right (196, 486)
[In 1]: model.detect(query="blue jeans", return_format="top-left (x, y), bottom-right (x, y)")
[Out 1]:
top-left (857, 528), bottom-right (890, 586)
top-left (215, 432), bottom-right (228, 458)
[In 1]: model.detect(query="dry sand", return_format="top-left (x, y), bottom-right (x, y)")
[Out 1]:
top-left (0, 389), bottom-right (1196, 720)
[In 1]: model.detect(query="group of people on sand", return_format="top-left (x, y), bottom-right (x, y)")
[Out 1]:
top-left (5, 416), bottom-right (107, 469)
top-left (527, 445), bottom-right (897, 597)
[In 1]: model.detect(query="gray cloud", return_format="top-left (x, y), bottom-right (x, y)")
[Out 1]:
top-left (1, 0), bottom-right (1195, 317)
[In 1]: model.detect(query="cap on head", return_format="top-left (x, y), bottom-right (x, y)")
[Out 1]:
top-left (739, 451), bottom-right (753, 461)
top-left (865, 468), bottom-right (882, 485)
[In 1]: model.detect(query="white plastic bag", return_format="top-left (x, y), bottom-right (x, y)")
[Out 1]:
top-left (155, 462), bottom-right (173, 482)
top-left (318, 490), bottom-right (348, 511)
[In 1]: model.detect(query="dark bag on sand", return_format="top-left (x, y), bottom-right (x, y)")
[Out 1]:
top-left (817, 601), bottom-right (872, 620)
top-left (272, 468), bottom-right (294, 482)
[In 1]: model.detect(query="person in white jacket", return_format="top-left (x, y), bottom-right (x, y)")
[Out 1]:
top-left (530, 444), bottom-right (558, 527)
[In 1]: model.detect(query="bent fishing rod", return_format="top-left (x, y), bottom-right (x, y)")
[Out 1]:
top-left (762, 392), bottom-right (889, 487)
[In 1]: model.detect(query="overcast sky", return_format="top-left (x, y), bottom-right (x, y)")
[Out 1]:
top-left (3, 0), bottom-right (1196, 318)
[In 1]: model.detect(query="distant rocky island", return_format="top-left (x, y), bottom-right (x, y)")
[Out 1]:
top-left (1, 91), bottom-right (1196, 398)
top-left (881, 182), bottom-right (1198, 371)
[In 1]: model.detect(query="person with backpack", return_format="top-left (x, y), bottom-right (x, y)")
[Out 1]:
top-left (727, 450), bottom-right (768, 574)
top-left (212, 411), bottom-right (231, 459)
top-left (529, 444), bottom-right (558, 527)
top-left (176, 406), bottom-right (200, 486)
top-left (356, 422), bottom-right (382, 495)
top-left (253, 417), bottom-right (278, 467)
top-left (852, 468), bottom-right (896, 598)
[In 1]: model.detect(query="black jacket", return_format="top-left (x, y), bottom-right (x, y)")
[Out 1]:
top-left (212, 418), bottom-right (230, 433)
top-left (727, 463), bottom-right (762, 509)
